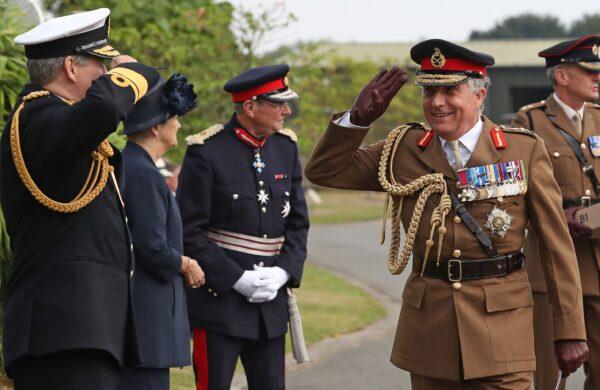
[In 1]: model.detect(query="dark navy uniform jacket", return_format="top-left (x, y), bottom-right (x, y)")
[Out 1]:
top-left (177, 114), bottom-right (309, 339)
top-left (0, 63), bottom-right (157, 375)
top-left (123, 142), bottom-right (191, 369)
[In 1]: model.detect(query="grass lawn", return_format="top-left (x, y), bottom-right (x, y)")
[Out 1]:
top-left (307, 189), bottom-right (386, 225)
top-left (170, 264), bottom-right (386, 389)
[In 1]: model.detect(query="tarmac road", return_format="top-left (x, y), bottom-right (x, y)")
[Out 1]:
top-left (285, 220), bottom-right (585, 389)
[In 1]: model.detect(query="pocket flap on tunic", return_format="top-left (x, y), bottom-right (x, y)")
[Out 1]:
top-left (484, 281), bottom-right (533, 313)
top-left (401, 278), bottom-right (427, 309)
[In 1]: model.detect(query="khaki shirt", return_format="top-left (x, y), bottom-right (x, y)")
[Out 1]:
top-left (512, 94), bottom-right (600, 296)
top-left (305, 114), bottom-right (586, 380)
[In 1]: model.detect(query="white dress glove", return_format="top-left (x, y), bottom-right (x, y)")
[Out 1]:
top-left (232, 270), bottom-right (270, 298)
top-left (247, 266), bottom-right (290, 303)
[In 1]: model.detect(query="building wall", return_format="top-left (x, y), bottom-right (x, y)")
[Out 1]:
top-left (486, 66), bottom-right (553, 124)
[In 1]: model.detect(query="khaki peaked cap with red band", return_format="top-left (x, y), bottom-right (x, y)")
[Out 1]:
top-left (223, 64), bottom-right (298, 103)
top-left (14, 8), bottom-right (120, 59)
top-left (539, 34), bottom-right (600, 71)
top-left (410, 39), bottom-right (495, 86)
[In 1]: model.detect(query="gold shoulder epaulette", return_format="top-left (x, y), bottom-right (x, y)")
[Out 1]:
top-left (185, 124), bottom-right (224, 146)
top-left (585, 101), bottom-right (600, 109)
top-left (518, 100), bottom-right (546, 112)
top-left (501, 126), bottom-right (537, 138)
top-left (276, 128), bottom-right (297, 142)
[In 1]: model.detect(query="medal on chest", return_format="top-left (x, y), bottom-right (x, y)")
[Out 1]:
top-left (484, 205), bottom-right (513, 238)
top-left (456, 160), bottom-right (527, 202)
top-left (588, 136), bottom-right (600, 157)
top-left (253, 149), bottom-right (266, 174)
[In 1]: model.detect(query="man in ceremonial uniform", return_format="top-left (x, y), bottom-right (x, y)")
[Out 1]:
top-left (512, 35), bottom-right (600, 390)
top-left (0, 8), bottom-right (159, 389)
top-left (178, 64), bottom-right (309, 390)
top-left (305, 39), bottom-right (588, 389)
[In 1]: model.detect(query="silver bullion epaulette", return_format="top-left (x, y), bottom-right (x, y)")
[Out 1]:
top-left (185, 124), bottom-right (224, 146)
top-left (518, 100), bottom-right (546, 112)
top-left (276, 128), bottom-right (297, 142)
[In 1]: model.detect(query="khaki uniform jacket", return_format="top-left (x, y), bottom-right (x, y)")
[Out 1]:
top-left (513, 95), bottom-right (600, 297)
top-left (305, 114), bottom-right (586, 380)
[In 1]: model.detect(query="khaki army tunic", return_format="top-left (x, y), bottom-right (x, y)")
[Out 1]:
top-left (513, 94), bottom-right (600, 296)
top-left (305, 114), bottom-right (586, 380)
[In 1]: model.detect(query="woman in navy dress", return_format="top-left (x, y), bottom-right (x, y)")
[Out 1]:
top-left (119, 72), bottom-right (204, 389)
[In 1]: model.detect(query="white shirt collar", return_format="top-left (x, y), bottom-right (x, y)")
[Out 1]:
top-left (439, 118), bottom-right (484, 153)
top-left (553, 92), bottom-right (585, 121)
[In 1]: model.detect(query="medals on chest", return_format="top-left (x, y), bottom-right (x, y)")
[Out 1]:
top-left (457, 160), bottom-right (527, 202)
top-left (484, 205), bottom-right (513, 238)
top-left (253, 149), bottom-right (266, 174)
top-left (588, 136), bottom-right (600, 157)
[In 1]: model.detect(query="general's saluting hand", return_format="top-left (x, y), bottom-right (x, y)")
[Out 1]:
top-left (349, 66), bottom-right (408, 127)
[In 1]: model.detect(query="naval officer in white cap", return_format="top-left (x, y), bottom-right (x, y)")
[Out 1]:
top-left (1, 8), bottom-right (160, 389)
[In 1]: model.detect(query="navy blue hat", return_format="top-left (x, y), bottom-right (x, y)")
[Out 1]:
top-left (539, 34), bottom-right (600, 70)
top-left (224, 64), bottom-right (298, 103)
top-left (410, 39), bottom-right (495, 86)
top-left (124, 72), bottom-right (197, 135)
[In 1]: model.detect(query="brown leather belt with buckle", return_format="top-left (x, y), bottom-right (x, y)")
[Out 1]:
top-left (563, 197), bottom-right (600, 209)
top-left (415, 252), bottom-right (525, 282)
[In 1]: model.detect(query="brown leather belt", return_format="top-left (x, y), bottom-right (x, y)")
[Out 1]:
top-left (563, 197), bottom-right (600, 208)
top-left (415, 252), bottom-right (525, 282)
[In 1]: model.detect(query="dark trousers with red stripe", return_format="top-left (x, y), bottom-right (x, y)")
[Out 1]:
top-left (192, 328), bottom-right (285, 390)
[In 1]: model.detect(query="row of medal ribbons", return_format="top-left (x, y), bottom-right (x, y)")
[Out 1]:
top-left (457, 160), bottom-right (527, 202)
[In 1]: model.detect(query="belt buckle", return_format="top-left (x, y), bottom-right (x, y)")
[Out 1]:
top-left (448, 259), bottom-right (462, 282)
top-left (582, 196), bottom-right (591, 208)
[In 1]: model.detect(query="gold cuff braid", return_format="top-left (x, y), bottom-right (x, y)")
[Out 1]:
top-left (10, 90), bottom-right (114, 213)
top-left (378, 125), bottom-right (451, 276)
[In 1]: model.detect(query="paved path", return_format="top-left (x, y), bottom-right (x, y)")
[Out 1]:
top-left (285, 220), bottom-right (585, 390)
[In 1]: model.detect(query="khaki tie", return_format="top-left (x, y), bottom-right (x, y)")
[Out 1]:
top-left (448, 140), bottom-right (464, 170)
top-left (573, 112), bottom-right (582, 136)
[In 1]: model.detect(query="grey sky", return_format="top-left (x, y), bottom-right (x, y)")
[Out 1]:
top-left (226, 0), bottom-right (599, 52)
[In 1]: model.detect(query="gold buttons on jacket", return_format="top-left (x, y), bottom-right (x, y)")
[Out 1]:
top-left (452, 282), bottom-right (462, 290)
top-left (263, 234), bottom-right (268, 238)
top-left (586, 189), bottom-right (592, 196)
top-left (454, 216), bottom-right (461, 224)
top-left (581, 143), bottom-right (587, 149)
top-left (261, 207), bottom-right (267, 213)
top-left (553, 151), bottom-right (560, 157)
top-left (452, 249), bottom-right (461, 258)
top-left (497, 197), bottom-right (504, 203)
top-left (232, 194), bottom-right (239, 200)
top-left (259, 181), bottom-right (264, 187)
top-left (258, 261), bottom-right (264, 267)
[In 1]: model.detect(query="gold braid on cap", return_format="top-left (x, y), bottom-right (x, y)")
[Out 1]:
top-left (378, 125), bottom-right (451, 275)
top-left (10, 91), bottom-right (114, 213)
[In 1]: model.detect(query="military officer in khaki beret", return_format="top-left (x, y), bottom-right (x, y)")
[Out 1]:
top-left (512, 34), bottom-right (600, 390)
top-left (305, 39), bottom-right (589, 389)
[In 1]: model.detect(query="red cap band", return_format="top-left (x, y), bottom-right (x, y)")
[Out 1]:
top-left (420, 58), bottom-right (487, 76)
top-left (231, 78), bottom-right (286, 103)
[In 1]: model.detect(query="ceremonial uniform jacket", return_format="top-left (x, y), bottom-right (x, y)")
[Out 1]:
top-left (178, 114), bottom-right (309, 339)
top-left (0, 63), bottom-right (155, 375)
top-left (304, 114), bottom-right (586, 380)
top-left (512, 94), bottom-right (600, 297)
top-left (123, 142), bottom-right (191, 368)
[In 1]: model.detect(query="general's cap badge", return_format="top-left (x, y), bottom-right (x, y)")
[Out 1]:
top-left (431, 48), bottom-right (446, 69)
top-left (283, 77), bottom-right (289, 87)
top-left (593, 44), bottom-right (599, 58)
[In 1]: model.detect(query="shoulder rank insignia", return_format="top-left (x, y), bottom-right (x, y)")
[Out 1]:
top-left (519, 100), bottom-right (546, 112)
top-left (502, 126), bottom-right (536, 138)
top-left (585, 101), bottom-right (600, 109)
top-left (490, 127), bottom-right (506, 149)
top-left (276, 128), bottom-right (297, 142)
top-left (417, 129), bottom-right (434, 148)
top-left (185, 124), bottom-right (224, 146)
top-left (457, 160), bottom-right (527, 202)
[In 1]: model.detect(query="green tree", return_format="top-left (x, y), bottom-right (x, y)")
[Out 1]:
top-left (0, 0), bottom-right (30, 125)
top-left (470, 14), bottom-right (567, 40)
top-left (570, 14), bottom-right (600, 36)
